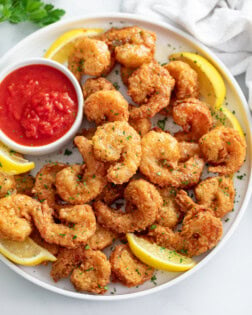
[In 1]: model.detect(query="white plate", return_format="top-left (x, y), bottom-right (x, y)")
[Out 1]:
top-left (0, 13), bottom-right (251, 301)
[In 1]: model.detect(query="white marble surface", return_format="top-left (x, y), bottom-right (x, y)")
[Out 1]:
top-left (0, 1), bottom-right (251, 314)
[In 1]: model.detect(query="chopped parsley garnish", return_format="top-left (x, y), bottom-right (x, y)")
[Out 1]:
top-left (157, 118), bottom-right (167, 131)
top-left (64, 149), bottom-right (72, 156)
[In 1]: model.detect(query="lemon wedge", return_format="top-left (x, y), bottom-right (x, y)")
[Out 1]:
top-left (127, 233), bottom-right (195, 272)
top-left (169, 52), bottom-right (226, 110)
top-left (44, 28), bottom-right (103, 64)
top-left (0, 142), bottom-right (34, 175)
top-left (0, 237), bottom-right (56, 266)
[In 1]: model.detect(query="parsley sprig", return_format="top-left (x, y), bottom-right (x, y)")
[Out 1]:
top-left (0, 0), bottom-right (65, 26)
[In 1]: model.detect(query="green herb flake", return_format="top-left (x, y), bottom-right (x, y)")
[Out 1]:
top-left (64, 149), bottom-right (72, 156)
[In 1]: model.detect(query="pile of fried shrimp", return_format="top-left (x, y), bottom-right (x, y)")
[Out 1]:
top-left (0, 26), bottom-right (247, 295)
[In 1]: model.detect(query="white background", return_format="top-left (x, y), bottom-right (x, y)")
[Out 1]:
top-left (0, 1), bottom-right (251, 314)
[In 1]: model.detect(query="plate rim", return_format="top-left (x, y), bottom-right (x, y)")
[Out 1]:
top-left (0, 12), bottom-right (251, 301)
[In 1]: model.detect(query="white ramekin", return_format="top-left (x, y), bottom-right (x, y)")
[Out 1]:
top-left (0, 58), bottom-right (83, 155)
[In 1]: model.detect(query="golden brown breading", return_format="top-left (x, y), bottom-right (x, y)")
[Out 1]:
top-left (164, 61), bottom-right (199, 100)
top-left (15, 173), bottom-right (34, 196)
top-left (195, 176), bottom-right (235, 218)
top-left (156, 187), bottom-right (181, 228)
top-left (110, 245), bottom-right (154, 287)
top-left (82, 77), bottom-right (115, 99)
top-left (71, 250), bottom-right (111, 294)
top-left (128, 61), bottom-right (175, 119)
top-left (87, 224), bottom-right (118, 250)
top-left (50, 247), bottom-right (85, 282)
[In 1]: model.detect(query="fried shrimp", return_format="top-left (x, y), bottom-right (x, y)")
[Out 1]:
top-left (94, 179), bottom-right (162, 234)
top-left (32, 163), bottom-right (67, 208)
top-left (156, 187), bottom-right (181, 228)
top-left (70, 250), bottom-right (111, 294)
top-left (51, 247), bottom-right (85, 282)
top-left (100, 26), bottom-right (156, 68)
top-left (110, 245), bottom-right (154, 287)
top-left (56, 136), bottom-right (107, 204)
top-left (129, 116), bottom-right (152, 137)
top-left (140, 130), bottom-right (204, 188)
top-left (50, 226), bottom-right (116, 282)
top-left (82, 77), bottom-right (115, 100)
top-left (0, 194), bottom-right (40, 242)
top-left (32, 202), bottom-right (96, 248)
top-left (173, 98), bottom-right (213, 141)
top-left (0, 172), bottom-right (16, 197)
top-left (149, 191), bottom-right (223, 257)
top-left (149, 212), bottom-right (222, 257)
top-left (140, 130), bottom-right (180, 186)
top-left (87, 223), bottom-right (118, 250)
top-left (199, 126), bottom-right (246, 175)
top-left (68, 37), bottom-right (111, 80)
top-left (195, 176), bottom-right (235, 218)
top-left (96, 182), bottom-right (125, 205)
top-left (128, 105), bottom-right (151, 137)
top-left (128, 61), bottom-right (175, 119)
top-left (84, 90), bottom-right (129, 125)
top-left (14, 174), bottom-right (34, 196)
top-left (164, 61), bottom-right (199, 100)
top-left (92, 121), bottom-right (141, 184)
top-left (121, 66), bottom-right (134, 86)
top-left (178, 141), bottom-right (200, 162)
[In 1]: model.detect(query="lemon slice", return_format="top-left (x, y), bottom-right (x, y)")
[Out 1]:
top-left (212, 106), bottom-right (245, 138)
top-left (127, 233), bottom-right (195, 272)
top-left (169, 52), bottom-right (226, 110)
top-left (0, 142), bottom-right (34, 175)
top-left (0, 237), bottom-right (56, 266)
top-left (44, 28), bottom-right (103, 64)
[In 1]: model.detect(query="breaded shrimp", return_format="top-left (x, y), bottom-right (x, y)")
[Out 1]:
top-left (84, 90), bottom-right (129, 125)
top-left (140, 130), bottom-right (204, 188)
top-left (70, 250), bottom-right (111, 294)
top-left (120, 66), bottom-right (134, 86)
top-left (94, 179), bottom-right (162, 234)
top-left (68, 37), bottom-right (111, 80)
top-left (32, 202), bottom-right (96, 248)
top-left (51, 247), bottom-right (85, 282)
top-left (0, 172), bottom-right (16, 198)
top-left (173, 98), bottom-right (213, 141)
top-left (92, 121), bottom-right (141, 184)
top-left (82, 77), bottom-right (115, 100)
top-left (0, 194), bottom-right (40, 242)
top-left (110, 245), bottom-right (154, 287)
top-left (100, 26), bottom-right (156, 68)
top-left (149, 191), bottom-right (223, 257)
top-left (128, 61), bottom-right (175, 119)
top-left (96, 182), bottom-right (125, 205)
top-left (199, 126), bottom-right (246, 175)
top-left (164, 60), bottom-right (199, 100)
top-left (50, 226), bottom-right (116, 282)
top-left (128, 105), bottom-right (151, 137)
top-left (87, 223), bottom-right (118, 250)
top-left (195, 176), bottom-right (235, 218)
top-left (14, 173), bottom-right (34, 196)
top-left (156, 187), bottom-right (181, 228)
top-left (56, 136), bottom-right (107, 204)
top-left (178, 141), bottom-right (200, 162)
top-left (32, 163), bottom-right (67, 208)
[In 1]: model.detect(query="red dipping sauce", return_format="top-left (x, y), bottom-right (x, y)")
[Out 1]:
top-left (0, 64), bottom-right (78, 147)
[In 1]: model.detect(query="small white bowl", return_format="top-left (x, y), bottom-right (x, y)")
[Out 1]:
top-left (0, 58), bottom-right (83, 155)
